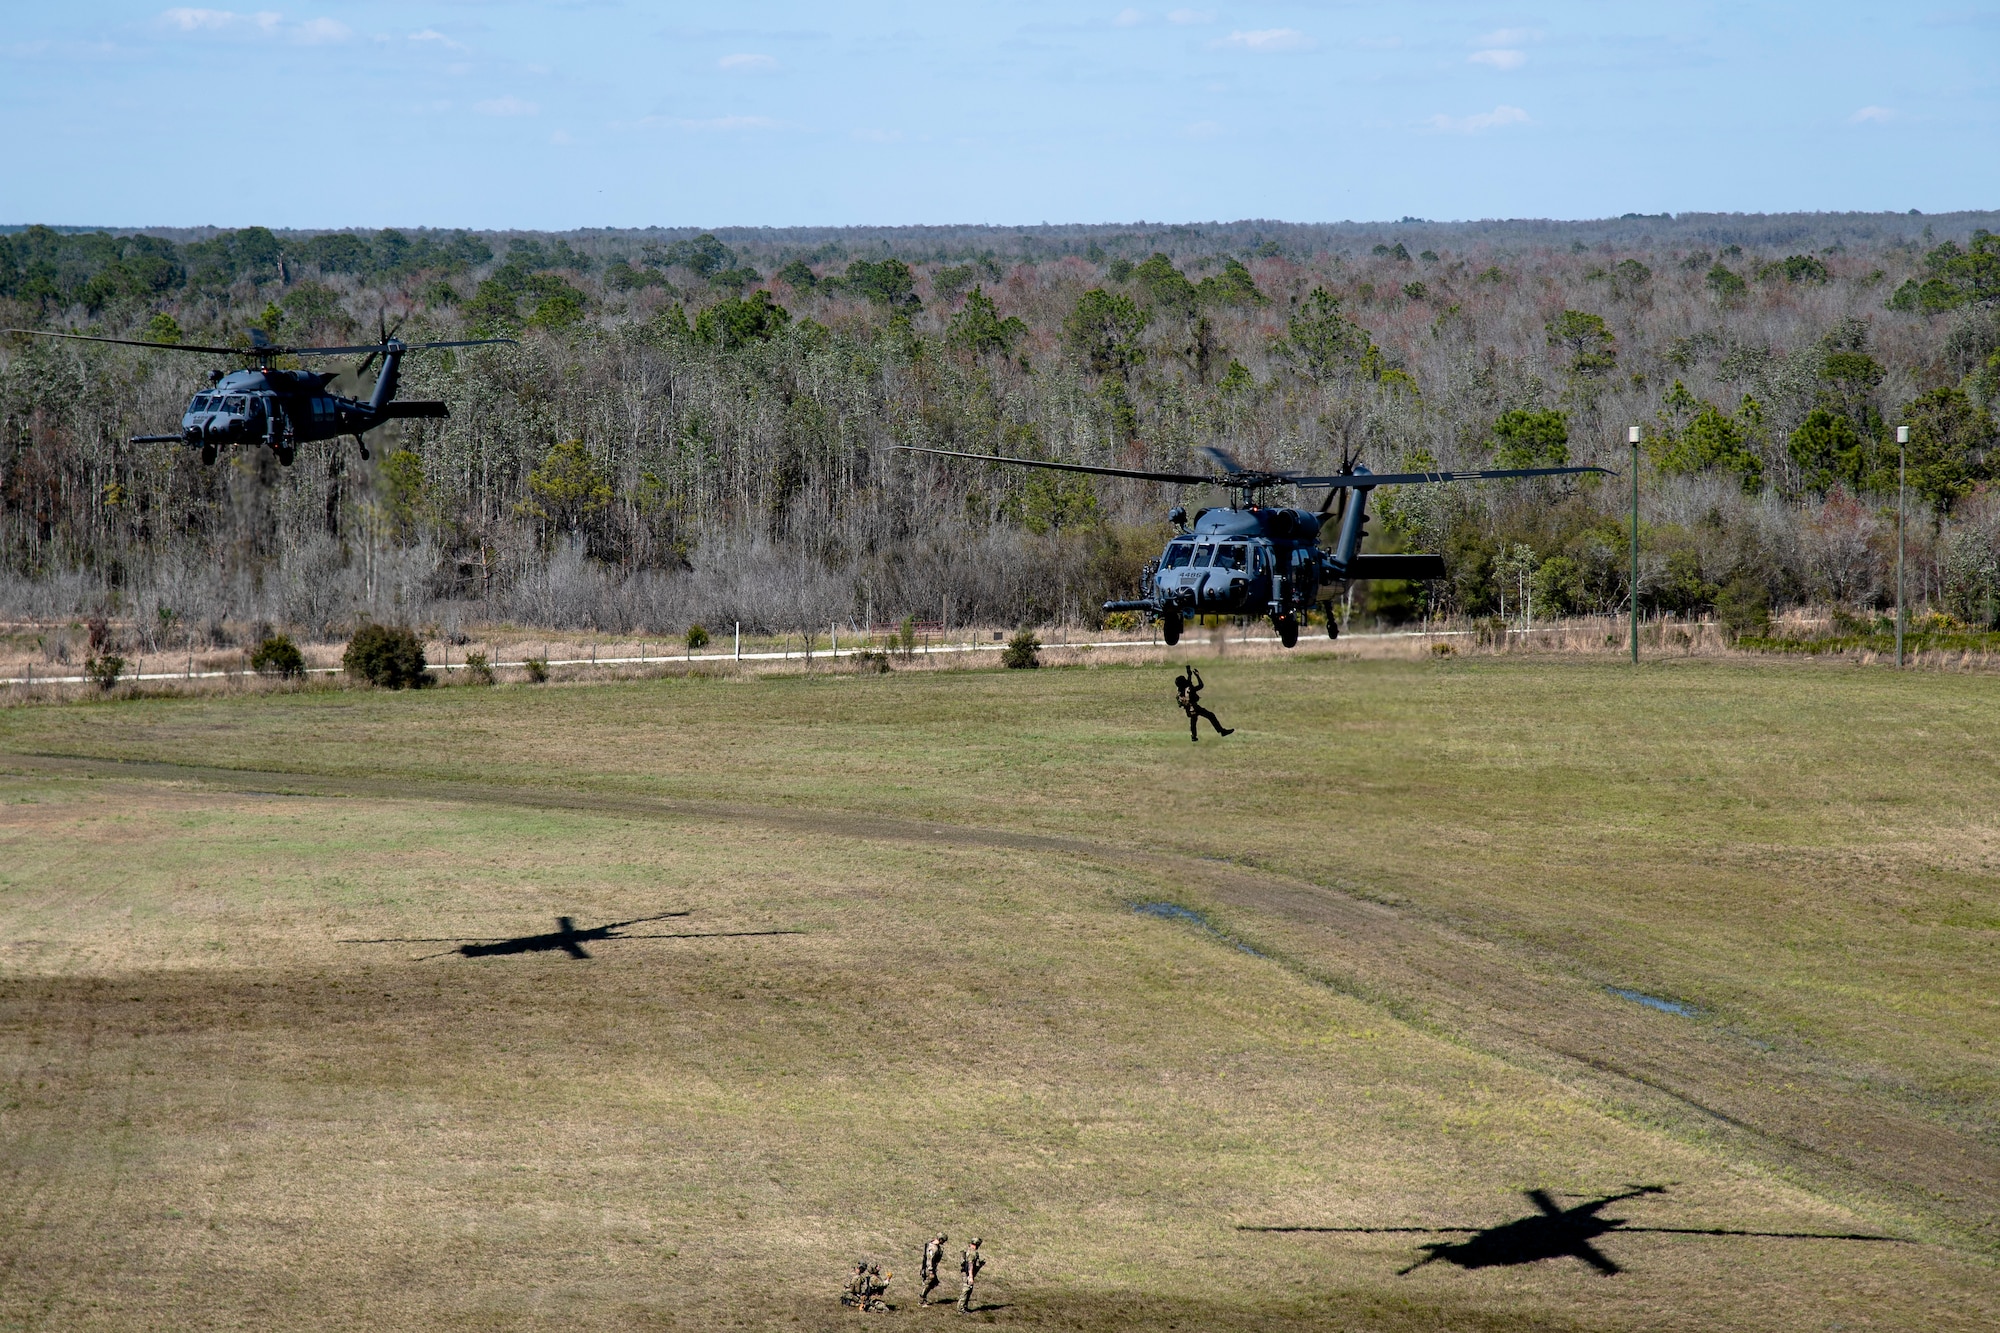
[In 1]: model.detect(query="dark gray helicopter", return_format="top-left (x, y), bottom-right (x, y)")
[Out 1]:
top-left (2, 324), bottom-right (515, 466)
top-left (898, 444), bottom-right (1607, 647)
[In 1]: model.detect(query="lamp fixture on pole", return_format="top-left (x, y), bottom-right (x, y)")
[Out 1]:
top-left (1628, 425), bottom-right (1641, 664)
top-left (1896, 424), bottom-right (1909, 667)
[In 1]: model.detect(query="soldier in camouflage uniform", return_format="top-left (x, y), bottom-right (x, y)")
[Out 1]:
top-left (920, 1233), bottom-right (948, 1306)
top-left (842, 1261), bottom-right (868, 1309)
top-left (956, 1238), bottom-right (984, 1313)
top-left (862, 1262), bottom-right (890, 1312)
top-left (1176, 666), bottom-right (1232, 742)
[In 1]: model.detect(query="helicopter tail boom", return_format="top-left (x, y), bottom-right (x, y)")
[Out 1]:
top-left (367, 344), bottom-right (403, 413)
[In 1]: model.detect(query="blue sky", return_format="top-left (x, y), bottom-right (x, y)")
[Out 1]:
top-left (2, 2), bottom-right (1994, 229)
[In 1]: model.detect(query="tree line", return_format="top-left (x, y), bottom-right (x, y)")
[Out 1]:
top-left (1, 216), bottom-right (1996, 647)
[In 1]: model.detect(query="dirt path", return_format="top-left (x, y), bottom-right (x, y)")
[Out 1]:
top-left (6, 747), bottom-right (1993, 1255)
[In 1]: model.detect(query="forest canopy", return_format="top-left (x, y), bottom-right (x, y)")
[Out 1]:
top-left (2, 213), bottom-right (1998, 640)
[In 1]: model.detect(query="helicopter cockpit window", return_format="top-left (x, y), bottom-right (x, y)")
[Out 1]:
top-left (189, 396), bottom-right (209, 412)
top-left (225, 396), bottom-right (246, 413)
top-left (1162, 542), bottom-right (1194, 569)
top-left (1214, 544), bottom-right (1247, 571)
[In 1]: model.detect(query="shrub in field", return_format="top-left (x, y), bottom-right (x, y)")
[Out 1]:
top-left (1102, 611), bottom-right (1140, 632)
top-left (343, 623), bottom-right (430, 689)
top-left (853, 649), bottom-right (891, 674)
top-left (84, 654), bottom-right (124, 690)
top-left (523, 657), bottom-right (550, 683)
top-left (1002, 628), bottom-right (1041, 669)
top-left (463, 651), bottom-right (495, 685)
top-left (1715, 576), bottom-right (1772, 639)
top-left (250, 634), bottom-right (306, 678)
top-left (686, 624), bottom-right (710, 651)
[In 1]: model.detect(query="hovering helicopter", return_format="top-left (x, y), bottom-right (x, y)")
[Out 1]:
top-left (2, 321), bottom-right (515, 466)
top-left (898, 444), bottom-right (1607, 647)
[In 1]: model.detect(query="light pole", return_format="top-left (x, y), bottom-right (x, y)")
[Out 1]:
top-left (1629, 425), bottom-right (1641, 664)
top-left (1896, 424), bottom-right (1908, 667)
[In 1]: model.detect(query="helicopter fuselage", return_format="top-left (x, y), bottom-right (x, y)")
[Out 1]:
top-left (1107, 477), bottom-right (1447, 648)
top-left (165, 346), bottom-right (446, 465)
top-left (181, 368), bottom-right (369, 454)
top-left (1139, 505), bottom-right (1327, 618)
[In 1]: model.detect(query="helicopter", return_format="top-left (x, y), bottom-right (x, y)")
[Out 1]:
top-left (2, 322), bottom-right (516, 466)
top-left (898, 444), bottom-right (1608, 648)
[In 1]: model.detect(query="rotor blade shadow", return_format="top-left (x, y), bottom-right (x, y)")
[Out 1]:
top-left (1240, 1185), bottom-right (1909, 1278)
top-left (338, 911), bottom-right (796, 961)
top-left (616, 930), bottom-right (805, 941)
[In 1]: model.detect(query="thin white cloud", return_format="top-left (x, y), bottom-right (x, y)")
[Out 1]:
top-left (719, 52), bottom-right (777, 71)
top-left (1183, 119), bottom-right (1222, 140)
top-left (549, 130), bottom-right (575, 145)
top-left (1469, 48), bottom-right (1526, 70)
top-left (159, 9), bottom-right (346, 43)
top-left (1215, 28), bottom-right (1316, 52)
top-left (643, 115), bottom-right (782, 131)
top-left (295, 17), bottom-right (347, 43)
top-left (1427, 104), bottom-right (1530, 133)
top-left (1168, 8), bottom-right (1215, 23)
top-left (409, 29), bottom-right (466, 52)
top-left (161, 8), bottom-right (260, 30)
top-left (1850, 105), bottom-right (1897, 123)
top-left (1475, 28), bottom-right (1539, 46)
top-left (1114, 8), bottom-right (1145, 27)
top-left (475, 95), bottom-right (538, 116)
top-left (852, 128), bottom-right (904, 142)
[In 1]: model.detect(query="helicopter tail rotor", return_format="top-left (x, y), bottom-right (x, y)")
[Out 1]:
top-left (1319, 445), bottom-right (1360, 517)
top-left (355, 309), bottom-right (409, 377)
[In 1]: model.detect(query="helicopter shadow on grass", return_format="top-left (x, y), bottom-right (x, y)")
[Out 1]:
top-left (1240, 1186), bottom-right (1910, 1277)
top-left (339, 911), bottom-right (803, 961)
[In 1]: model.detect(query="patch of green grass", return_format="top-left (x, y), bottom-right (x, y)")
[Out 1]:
top-left (0, 656), bottom-right (1996, 1328)
top-left (1740, 630), bottom-right (2000, 654)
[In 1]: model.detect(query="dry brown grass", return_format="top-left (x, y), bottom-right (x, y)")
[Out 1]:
top-left (1, 656), bottom-right (1995, 1330)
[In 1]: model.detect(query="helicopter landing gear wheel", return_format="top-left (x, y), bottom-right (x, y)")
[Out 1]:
top-left (276, 446), bottom-right (295, 467)
top-left (1326, 612), bottom-right (1340, 641)
top-left (1162, 610), bottom-right (1183, 646)
top-left (1276, 615), bottom-right (1299, 648)
top-left (200, 444), bottom-right (217, 466)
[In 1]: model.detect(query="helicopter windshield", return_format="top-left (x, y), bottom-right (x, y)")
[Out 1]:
top-left (225, 396), bottom-right (246, 413)
top-left (1162, 542), bottom-right (1194, 569)
top-left (1213, 545), bottom-right (1246, 571)
top-left (189, 395), bottom-right (209, 411)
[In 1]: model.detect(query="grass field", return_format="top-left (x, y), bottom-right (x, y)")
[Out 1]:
top-left (1, 654), bottom-right (1995, 1331)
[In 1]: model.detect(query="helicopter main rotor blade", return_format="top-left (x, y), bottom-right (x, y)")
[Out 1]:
top-left (894, 445), bottom-right (1215, 486)
top-left (1291, 464), bottom-right (1612, 488)
top-left (2, 329), bottom-right (518, 360)
top-left (290, 338), bottom-right (519, 357)
top-left (2, 328), bottom-right (244, 355)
